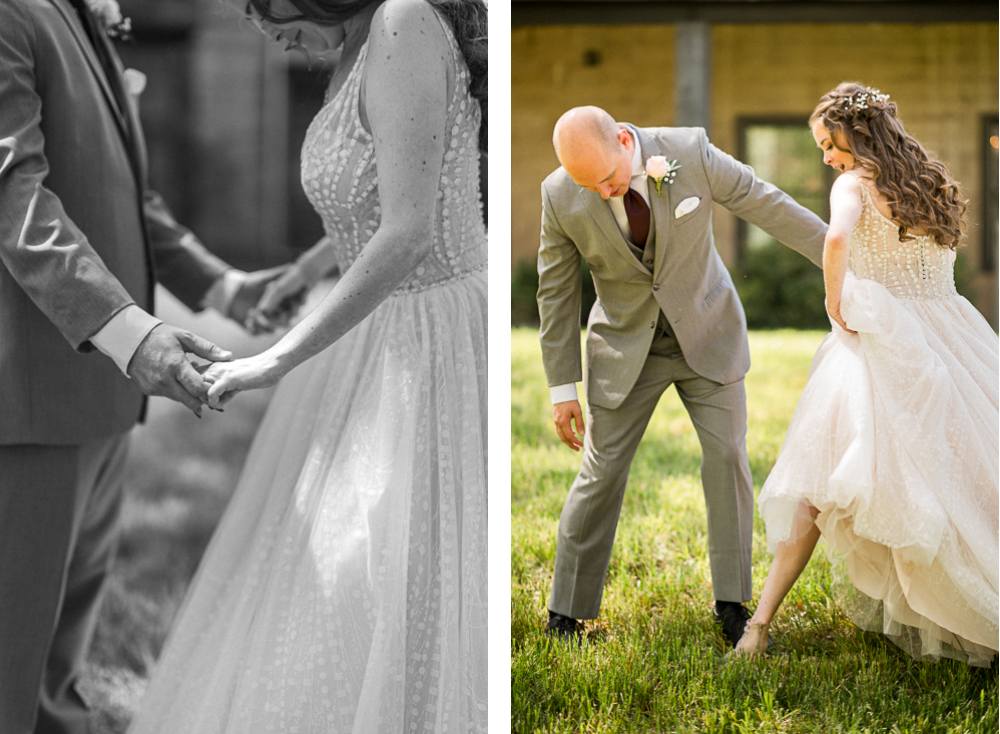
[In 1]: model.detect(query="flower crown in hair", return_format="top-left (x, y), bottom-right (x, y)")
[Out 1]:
top-left (842, 88), bottom-right (890, 111)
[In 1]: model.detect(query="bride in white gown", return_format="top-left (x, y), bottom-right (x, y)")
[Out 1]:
top-left (127, 0), bottom-right (487, 730)
top-left (733, 83), bottom-right (998, 666)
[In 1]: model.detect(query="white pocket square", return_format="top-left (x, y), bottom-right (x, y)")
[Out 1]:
top-left (674, 196), bottom-right (701, 219)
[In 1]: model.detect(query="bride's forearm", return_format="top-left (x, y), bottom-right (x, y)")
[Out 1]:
top-left (822, 231), bottom-right (850, 311)
top-left (265, 226), bottom-right (432, 375)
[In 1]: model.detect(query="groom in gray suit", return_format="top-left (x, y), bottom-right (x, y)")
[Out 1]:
top-left (538, 106), bottom-right (826, 646)
top-left (0, 1), bottom-right (295, 732)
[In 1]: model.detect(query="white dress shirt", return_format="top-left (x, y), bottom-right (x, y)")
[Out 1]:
top-left (91, 270), bottom-right (243, 375)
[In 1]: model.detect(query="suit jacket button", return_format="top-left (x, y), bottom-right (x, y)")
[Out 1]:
top-left (652, 284), bottom-right (660, 291)
top-left (650, 321), bottom-right (655, 328)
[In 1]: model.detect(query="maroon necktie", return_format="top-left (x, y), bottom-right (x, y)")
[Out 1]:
top-left (623, 186), bottom-right (650, 248)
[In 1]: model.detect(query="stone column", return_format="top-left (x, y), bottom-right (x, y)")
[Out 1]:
top-left (674, 21), bottom-right (712, 131)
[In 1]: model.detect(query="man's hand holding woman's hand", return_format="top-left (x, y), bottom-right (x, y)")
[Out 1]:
top-left (197, 352), bottom-right (286, 409)
top-left (127, 324), bottom-right (233, 417)
top-left (244, 237), bottom-right (338, 335)
top-left (223, 265), bottom-right (306, 336)
top-left (244, 266), bottom-right (310, 335)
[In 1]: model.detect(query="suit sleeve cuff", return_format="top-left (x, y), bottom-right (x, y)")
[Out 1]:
top-left (549, 383), bottom-right (579, 404)
top-left (90, 305), bottom-right (162, 376)
top-left (202, 268), bottom-right (247, 315)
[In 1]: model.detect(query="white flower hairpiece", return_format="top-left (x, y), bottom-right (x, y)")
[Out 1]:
top-left (842, 88), bottom-right (890, 111)
top-left (85, 0), bottom-right (132, 39)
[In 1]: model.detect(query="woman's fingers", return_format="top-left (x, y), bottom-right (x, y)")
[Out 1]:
top-left (830, 312), bottom-right (856, 335)
top-left (206, 374), bottom-right (232, 408)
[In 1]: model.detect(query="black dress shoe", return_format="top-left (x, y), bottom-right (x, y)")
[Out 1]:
top-left (713, 601), bottom-right (752, 648)
top-left (546, 611), bottom-right (583, 642)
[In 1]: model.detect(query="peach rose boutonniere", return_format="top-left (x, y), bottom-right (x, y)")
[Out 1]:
top-left (643, 156), bottom-right (681, 197)
top-left (84, 0), bottom-right (132, 39)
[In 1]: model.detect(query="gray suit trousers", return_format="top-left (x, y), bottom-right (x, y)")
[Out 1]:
top-left (0, 434), bottom-right (129, 734)
top-left (549, 331), bottom-right (754, 620)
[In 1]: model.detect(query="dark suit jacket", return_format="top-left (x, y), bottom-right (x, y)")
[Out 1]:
top-left (0, 0), bottom-right (229, 444)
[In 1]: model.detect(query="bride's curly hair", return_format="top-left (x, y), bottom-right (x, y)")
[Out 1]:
top-left (809, 82), bottom-right (966, 249)
top-left (248, 0), bottom-right (487, 154)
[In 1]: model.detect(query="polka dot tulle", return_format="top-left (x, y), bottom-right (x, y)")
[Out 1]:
top-left (758, 179), bottom-right (998, 666)
top-left (128, 14), bottom-right (487, 733)
top-left (299, 25), bottom-right (485, 295)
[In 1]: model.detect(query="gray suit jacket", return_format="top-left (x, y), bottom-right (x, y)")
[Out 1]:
top-left (0, 0), bottom-right (229, 445)
top-left (538, 125), bottom-right (827, 410)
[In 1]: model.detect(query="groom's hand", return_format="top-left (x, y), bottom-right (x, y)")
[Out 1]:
top-left (553, 400), bottom-right (586, 451)
top-left (127, 324), bottom-right (233, 417)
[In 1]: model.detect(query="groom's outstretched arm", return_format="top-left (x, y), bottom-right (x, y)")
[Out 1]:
top-left (699, 130), bottom-right (828, 268)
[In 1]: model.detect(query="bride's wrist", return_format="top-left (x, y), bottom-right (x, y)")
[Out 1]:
top-left (259, 347), bottom-right (295, 382)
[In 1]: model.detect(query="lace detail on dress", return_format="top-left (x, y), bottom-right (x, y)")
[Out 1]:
top-left (126, 8), bottom-right (488, 733)
top-left (387, 262), bottom-right (487, 296)
top-left (758, 173), bottom-right (999, 667)
top-left (300, 17), bottom-right (486, 295)
top-left (848, 178), bottom-right (958, 301)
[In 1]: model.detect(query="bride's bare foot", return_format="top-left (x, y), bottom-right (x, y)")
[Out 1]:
top-left (732, 618), bottom-right (770, 656)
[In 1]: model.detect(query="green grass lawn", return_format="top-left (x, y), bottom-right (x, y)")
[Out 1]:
top-left (511, 327), bottom-right (998, 734)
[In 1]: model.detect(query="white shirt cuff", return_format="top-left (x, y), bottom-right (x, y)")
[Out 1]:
top-left (90, 305), bottom-right (162, 376)
top-left (549, 383), bottom-right (579, 404)
top-left (202, 269), bottom-right (247, 315)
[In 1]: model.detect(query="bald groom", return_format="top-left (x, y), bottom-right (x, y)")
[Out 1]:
top-left (536, 106), bottom-right (827, 646)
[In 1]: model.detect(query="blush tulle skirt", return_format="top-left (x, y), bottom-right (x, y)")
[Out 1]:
top-left (759, 271), bottom-right (998, 666)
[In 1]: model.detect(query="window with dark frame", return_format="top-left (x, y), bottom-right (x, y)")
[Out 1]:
top-left (737, 118), bottom-right (833, 257)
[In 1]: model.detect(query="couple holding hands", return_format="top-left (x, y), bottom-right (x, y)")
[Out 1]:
top-left (0, 0), bottom-right (487, 731)
top-left (537, 95), bottom-right (997, 666)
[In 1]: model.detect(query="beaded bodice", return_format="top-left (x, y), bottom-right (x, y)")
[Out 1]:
top-left (300, 17), bottom-right (486, 294)
top-left (848, 177), bottom-right (957, 300)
